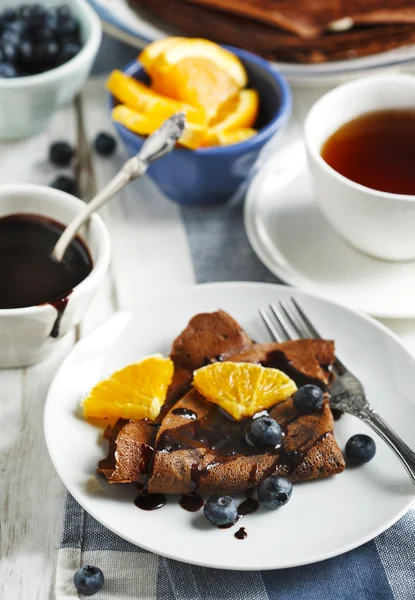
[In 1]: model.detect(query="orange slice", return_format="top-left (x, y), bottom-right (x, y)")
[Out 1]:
top-left (150, 57), bottom-right (239, 121)
top-left (208, 127), bottom-right (258, 147)
top-left (112, 104), bottom-right (206, 150)
top-left (152, 38), bottom-right (247, 88)
top-left (204, 90), bottom-right (259, 144)
top-left (193, 362), bottom-right (297, 420)
top-left (83, 355), bottom-right (174, 421)
top-left (107, 70), bottom-right (207, 125)
top-left (139, 37), bottom-right (185, 72)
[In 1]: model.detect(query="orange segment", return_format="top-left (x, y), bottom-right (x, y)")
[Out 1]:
top-left (139, 37), bottom-right (185, 72)
top-left (112, 104), bottom-right (206, 150)
top-left (208, 127), bottom-right (258, 146)
top-left (83, 355), bottom-right (174, 421)
top-left (153, 38), bottom-right (247, 88)
top-left (149, 57), bottom-right (240, 121)
top-left (193, 362), bottom-right (297, 420)
top-left (107, 70), bottom-right (207, 125)
top-left (204, 90), bottom-right (259, 144)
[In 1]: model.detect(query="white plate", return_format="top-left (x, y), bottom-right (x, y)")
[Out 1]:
top-left (245, 147), bottom-right (415, 319)
top-left (88, 0), bottom-right (415, 84)
top-left (44, 282), bottom-right (415, 570)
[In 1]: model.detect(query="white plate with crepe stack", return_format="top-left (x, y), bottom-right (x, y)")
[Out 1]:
top-left (45, 282), bottom-right (415, 570)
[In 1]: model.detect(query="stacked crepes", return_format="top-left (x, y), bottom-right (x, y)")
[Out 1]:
top-left (130, 0), bottom-right (415, 63)
top-left (97, 310), bottom-right (345, 495)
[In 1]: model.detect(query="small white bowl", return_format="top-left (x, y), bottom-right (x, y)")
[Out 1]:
top-left (0, 0), bottom-right (102, 139)
top-left (305, 73), bottom-right (415, 262)
top-left (0, 184), bottom-right (110, 368)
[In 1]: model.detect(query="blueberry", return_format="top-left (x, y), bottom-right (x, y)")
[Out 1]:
top-left (5, 20), bottom-right (25, 38)
top-left (57, 4), bottom-right (72, 19)
top-left (203, 495), bottom-right (238, 527)
top-left (34, 27), bottom-right (55, 42)
top-left (0, 62), bottom-right (17, 78)
top-left (50, 175), bottom-right (76, 195)
top-left (35, 41), bottom-right (58, 64)
top-left (3, 8), bottom-right (17, 22)
top-left (94, 132), bottom-right (117, 156)
top-left (27, 4), bottom-right (47, 27)
top-left (58, 15), bottom-right (79, 37)
top-left (249, 416), bottom-right (282, 447)
top-left (2, 42), bottom-right (17, 63)
top-left (293, 384), bottom-right (324, 414)
top-left (49, 141), bottom-right (74, 166)
top-left (74, 565), bottom-right (104, 596)
top-left (19, 5), bottom-right (32, 20)
top-left (56, 41), bottom-right (80, 65)
top-left (345, 434), bottom-right (376, 466)
top-left (19, 41), bottom-right (34, 63)
top-left (258, 475), bottom-right (292, 510)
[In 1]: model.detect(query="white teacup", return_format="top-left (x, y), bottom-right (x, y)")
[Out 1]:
top-left (304, 74), bottom-right (415, 262)
top-left (0, 185), bottom-right (110, 368)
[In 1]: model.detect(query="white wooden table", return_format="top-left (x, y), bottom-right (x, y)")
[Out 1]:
top-left (1, 64), bottom-right (415, 600)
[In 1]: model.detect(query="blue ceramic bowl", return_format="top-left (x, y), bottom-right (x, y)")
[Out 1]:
top-left (110, 46), bottom-right (292, 206)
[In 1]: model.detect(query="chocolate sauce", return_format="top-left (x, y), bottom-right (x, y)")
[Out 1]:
top-left (237, 498), bottom-right (259, 517)
top-left (172, 408), bottom-right (197, 420)
top-left (0, 214), bottom-right (92, 310)
top-left (50, 295), bottom-right (70, 338)
top-left (235, 527), bottom-right (247, 540)
top-left (179, 494), bottom-right (204, 512)
top-left (134, 492), bottom-right (166, 511)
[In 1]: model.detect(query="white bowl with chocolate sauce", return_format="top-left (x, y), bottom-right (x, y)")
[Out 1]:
top-left (0, 184), bottom-right (110, 368)
top-left (305, 74), bottom-right (415, 262)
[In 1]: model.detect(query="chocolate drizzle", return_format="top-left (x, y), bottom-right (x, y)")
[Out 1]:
top-left (172, 408), bottom-right (197, 420)
top-left (179, 494), bottom-right (204, 512)
top-left (134, 491), bottom-right (166, 511)
top-left (50, 294), bottom-right (70, 338)
top-left (235, 527), bottom-right (247, 540)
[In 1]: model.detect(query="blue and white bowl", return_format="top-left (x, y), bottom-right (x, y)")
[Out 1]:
top-left (110, 46), bottom-right (292, 207)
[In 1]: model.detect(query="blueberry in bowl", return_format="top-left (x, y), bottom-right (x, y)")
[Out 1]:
top-left (0, 0), bottom-right (101, 139)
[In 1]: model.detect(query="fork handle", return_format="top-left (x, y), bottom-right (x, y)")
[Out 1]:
top-left (362, 410), bottom-right (415, 485)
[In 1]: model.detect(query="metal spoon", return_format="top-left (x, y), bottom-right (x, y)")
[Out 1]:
top-left (52, 111), bottom-right (186, 262)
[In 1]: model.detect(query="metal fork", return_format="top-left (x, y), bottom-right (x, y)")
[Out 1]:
top-left (259, 299), bottom-right (415, 485)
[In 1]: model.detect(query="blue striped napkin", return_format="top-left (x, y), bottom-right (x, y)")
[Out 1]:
top-left (55, 200), bottom-right (414, 599)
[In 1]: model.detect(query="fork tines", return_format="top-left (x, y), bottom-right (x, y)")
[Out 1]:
top-left (259, 298), bottom-right (322, 343)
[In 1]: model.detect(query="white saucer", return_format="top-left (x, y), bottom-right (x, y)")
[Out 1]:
top-left (244, 145), bottom-right (415, 319)
top-left (44, 282), bottom-right (415, 570)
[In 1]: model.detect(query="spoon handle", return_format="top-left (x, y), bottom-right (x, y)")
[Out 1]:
top-left (52, 111), bottom-right (186, 262)
top-left (52, 157), bottom-right (146, 262)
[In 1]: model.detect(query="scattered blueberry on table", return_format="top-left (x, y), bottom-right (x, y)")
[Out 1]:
top-left (293, 384), bottom-right (324, 414)
top-left (94, 132), bottom-right (117, 157)
top-left (74, 565), bottom-right (104, 596)
top-left (0, 3), bottom-right (82, 78)
top-left (50, 175), bottom-right (76, 196)
top-left (258, 475), bottom-right (292, 510)
top-left (345, 434), bottom-right (376, 466)
top-left (203, 494), bottom-right (238, 527)
top-left (49, 141), bottom-right (74, 166)
top-left (249, 416), bottom-right (282, 447)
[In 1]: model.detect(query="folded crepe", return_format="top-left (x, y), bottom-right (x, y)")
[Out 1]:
top-left (184, 0), bottom-right (415, 39)
top-left (132, 0), bottom-right (415, 63)
top-left (98, 311), bottom-right (345, 492)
